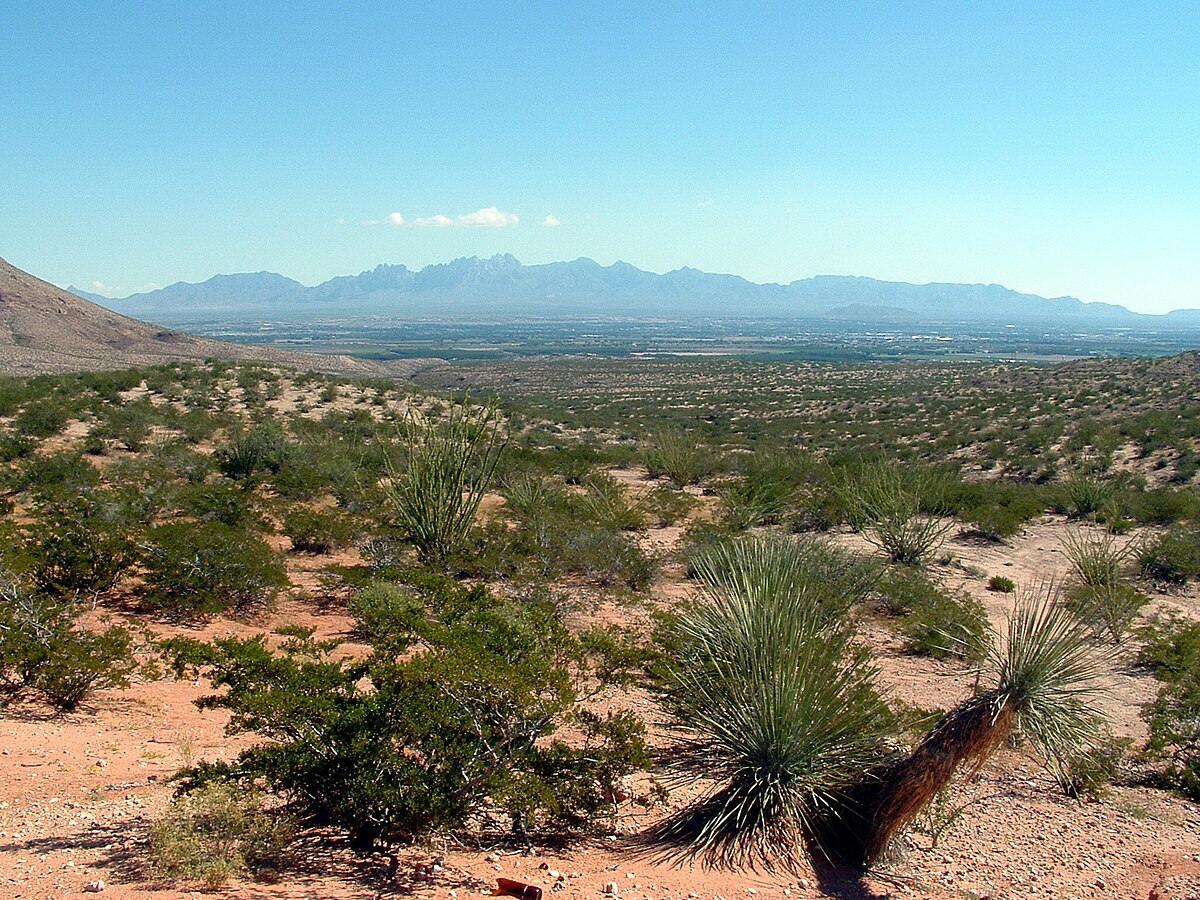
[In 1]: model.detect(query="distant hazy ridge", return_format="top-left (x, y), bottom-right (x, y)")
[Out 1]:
top-left (75, 255), bottom-right (1200, 325)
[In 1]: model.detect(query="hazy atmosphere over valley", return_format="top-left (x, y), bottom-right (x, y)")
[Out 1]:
top-left (3, 5), bottom-right (1200, 900)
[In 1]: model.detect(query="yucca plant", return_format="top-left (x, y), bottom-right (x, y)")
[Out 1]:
top-left (500, 473), bottom-right (568, 521)
top-left (1060, 529), bottom-right (1144, 642)
top-left (1059, 473), bottom-right (1117, 520)
top-left (850, 586), bottom-right (1108, 867)
top-left (653, 536), bottom-right (893, 869)
top-left (382, 400), bottom-right (505, 566)
top-left (1060, 528), bottom-right (1130, 588)
top-left (657, 569), bottom-right (1109, 871)
top-left (644, 428), bottom-right (717, 488)
top-left (580, 472), bottom-right (647, 532)
top-left (838, 464), bottom-right (952, 566)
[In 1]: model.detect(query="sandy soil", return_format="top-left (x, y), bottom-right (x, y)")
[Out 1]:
top-left (3, 499), bottom-right (1200, 899)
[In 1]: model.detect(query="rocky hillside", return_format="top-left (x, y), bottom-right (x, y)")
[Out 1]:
top-left (0, 257), bottom-right (435, 377)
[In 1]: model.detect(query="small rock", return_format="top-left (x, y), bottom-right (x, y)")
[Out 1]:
top-left (603, 883), bottom-right (620, 895)
top-left (83, 881), bottom-right (105, 893)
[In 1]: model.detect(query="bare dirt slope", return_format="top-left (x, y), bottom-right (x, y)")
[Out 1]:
top-left (0, 257), bottom-right (435, 378)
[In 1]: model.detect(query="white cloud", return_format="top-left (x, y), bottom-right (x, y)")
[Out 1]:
top-left (542, 214), bottom-right (561, 227)
top-left (457, 206), bottom-right (519, 227)
top-left (697, 199), bottom-right (715, 208)
top-left (334, 217), bottom-right (347, 226)
top-left (91, 280), bottom-right (114, 293)
top-left (368, 205), bottom-right (521, 228)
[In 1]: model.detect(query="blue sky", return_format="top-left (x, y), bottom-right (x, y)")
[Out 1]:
top-left (2, 2), bottom-right (1197, 313)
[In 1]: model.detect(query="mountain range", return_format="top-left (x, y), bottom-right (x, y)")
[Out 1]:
top-left (72, 255), bottom-right (1200, 327)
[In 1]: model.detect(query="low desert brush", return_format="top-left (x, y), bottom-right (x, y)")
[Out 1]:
top-left (150, 782), bottom-right (293, 888)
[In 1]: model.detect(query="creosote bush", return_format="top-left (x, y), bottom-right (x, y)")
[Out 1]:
top-left (1136, 524), bottom-right (1200, 584)
top-left (281, 505), bottom-right (358, 554)
top-left (0, 571), bottom-right (137, 711)
top-left (1138, 616), bottom-right (1200, 799)
top-left (164, 580), bottom-right (649, 850)
top-left (140, 522), bottom-right (287, 619)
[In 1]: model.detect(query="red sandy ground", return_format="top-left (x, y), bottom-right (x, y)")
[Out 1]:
top-left (3, 504), bottom-right (1200, 900)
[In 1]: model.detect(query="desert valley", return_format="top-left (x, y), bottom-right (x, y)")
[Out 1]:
top-left (0, 257), bottom-right (1198, 899)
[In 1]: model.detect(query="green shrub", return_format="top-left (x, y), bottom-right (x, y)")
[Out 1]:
top-left (174, 480), bottom-right (266, 529)
top-left (988, 575), bottom-right (1016, 593)
top-left (0, 572), bottom-right (137, 711)
top-left (0, 376), bottom-right (34, 417)
top-left (0, 429), bottom-right (35, 462)
top-left (561, 527), bottom-right (658, 590)
top-left (346, 580), bottom-right (424, 650)
top-left (13, 451), bottom-right (98, 501)
top-left (1057, 735), bottom-right (1130, 800)
top-left (641, 483), bottom-right (698, 527)
top-left (1137, 524), bottom-right (1200, 584)
top-left (947, 480), bottom-right (1046, 541)
top-left (1138, 615), bottom-right (1200, 680)
top-left (165, 583), bottom-right (649, 850)
top-left (1144, 675), bottom-right (1200, 799)
top-left (1138, 616), bottom-right (1200, 799)
top-left (281, 506), bottom-right (358, 554)
top-left (140, 522), bottom-right (288, 619)
top-left (1125, 487), bottom-right (1200, 526)
top-left (99, 397), bottom-right (157, 451)
top-left (150, 782), bottom-right (293, 888)
top-left (13, 398), bottom-right (72, 438)
top-left (216, 425), bottom-right (290, 483)
top-left (19, 505), bottom-right (135, 601)
top-left (899, 586), bottom-right (990, 662)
